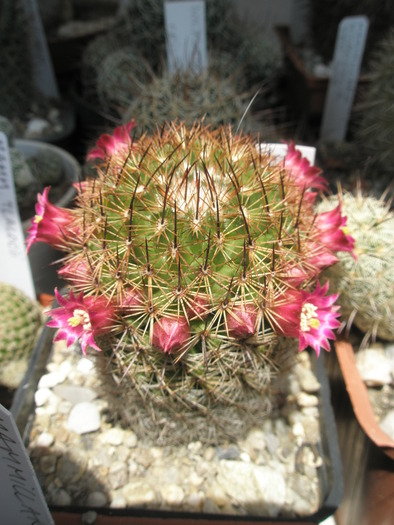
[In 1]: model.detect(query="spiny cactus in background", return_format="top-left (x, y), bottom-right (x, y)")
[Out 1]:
top-left (120, 55), bottom-right (264, 135)
top-left (355, 29), bottom-right (394, 191)
top-left (0, 114), bottom-right (16, 143)
top-left (27, 120), bottom-right (353, 440)
top-left (0, 282), bottom-right (43, 387)
top-left (0, 0), bottom-right (35, 117)
top-left (10, 148), bottom-right (40, 213)
top-left (318, 191), bottom-right (394, 344)
top-left (28, 147), bottom-right (64, 186)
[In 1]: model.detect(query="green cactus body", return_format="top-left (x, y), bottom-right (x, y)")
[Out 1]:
top-left (0, 282), bottom-right (43, 388)
top-left (319, 192), bottom-right (394, 342)
top-left (58, 122), bottom-right (323, 413)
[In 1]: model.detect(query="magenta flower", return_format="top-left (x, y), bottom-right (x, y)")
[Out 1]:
top-left (314, 204), bottom-right (355, 256)
top-left (57, 259), bottom-right (92, 287)
top-left (26, 187), bottom-right (77, 253)
top-left (270, 282), bottom-right (341, 356)
top-left (119, 287), bottom-right (145, 313)
top-left (152, 316), bottom-right (190, 354)
top-left (227, 304), bottom-right (258, 339)
top-left (284, 142), bottom-right (328, 193)
top-left (87, 120), bottom-right (136, 161)
top-left (187, 294), bottom-right (211, 320)
top-left (46, 289), bottom-right (116, 354)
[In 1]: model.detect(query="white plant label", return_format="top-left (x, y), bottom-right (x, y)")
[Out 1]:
top-left (320, 16), bottom-right (369, 141)
top-left (164, 0), bottom-right (208, 74)
top-left (0, 404), bottom-right (54, 525)
top-left (22, 0), bottom-right (60, 99)
top-left (0, 132), bottom-right (35, 300)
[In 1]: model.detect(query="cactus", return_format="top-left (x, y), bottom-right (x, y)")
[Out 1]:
top-left (0, 282), bottom-right (43, 388)
top-left (0, 0), bottom-right (35, 117)
top-left (27, 120), bottom-right (353, 441)
top-left (120, 54), bottom-right (262, 134)
top-left (355, 29), bottom-right (394, 191)
top-left (318, 191), bottom-right (394, 343)
top-left (28, 147), bottom-right (64, 186)
top-left (0, 114), bottom-right (16, 143)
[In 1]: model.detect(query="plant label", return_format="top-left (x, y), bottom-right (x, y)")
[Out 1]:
top-left (22, 0), bottom-right (60, 99)
top-left (0, 132), bottom-right (35, 300)
top-left (164, 0), bottom-right (208, 74)
top-left (320, 16), bottom-right (369, 141)
top-left (0, 404), bottom-right (54, 524)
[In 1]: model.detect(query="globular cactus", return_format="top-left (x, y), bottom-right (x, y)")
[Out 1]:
top-left (121, 55), bottom-right (260, 134)
top-left (28, 147), bottom-right (64, 186)
top-left (27, 120), bottom-right (353, 440)
top-left (318, 191), bottom-right (394, 343)
top-left (0, 282), bottom-right (43, 388)
top-left (356, 29), bottom-right (394, 191)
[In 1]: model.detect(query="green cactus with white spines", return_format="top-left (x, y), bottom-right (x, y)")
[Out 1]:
top-left (319, 191), bottom-right (394, 342)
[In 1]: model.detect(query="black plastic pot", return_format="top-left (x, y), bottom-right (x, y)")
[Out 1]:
top-left (11, 324), bottom-right (343, 524)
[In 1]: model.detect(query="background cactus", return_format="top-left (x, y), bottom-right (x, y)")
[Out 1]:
top-left (28, 120), bottom-right (351, 441)
top-left (318, 191), bottom-right (394, 343)
top-left (355, 28), bottom-right (394, 194)
top-left (0, 282), bottom-right (43, 388)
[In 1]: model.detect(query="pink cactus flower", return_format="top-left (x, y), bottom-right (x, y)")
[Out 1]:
top-left (119, 287), bottom-right (145, 313)
top-left (187, 294), bottom-right (211, 320)
top-left (87, 120), bottom-right (136, 161)
top-left (314, 204), bottom-right (356, 256)
top-left (57, 259), bottom-right (92, 287)
top-left (26, 187), bottom-right (76, 253)
top-left (270, 282), bottom-right (341, 356)
top-left (46, 289), bottom-right (115, 354)
top-left (227, 304), bottom-right (258, 339)
top-left (284, 142), bottom-right (328, 193)
top-left (152, 316), bottom-right (190, 354)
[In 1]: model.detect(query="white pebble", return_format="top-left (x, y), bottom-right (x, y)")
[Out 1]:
top-left (67, 402), bottom-right (101, 434)
top-left (38, 371), bottom-right (65, 389)
top-left (77, 357), bottom-right (95, 375)
top-left (36, 432), bottom-right (55, 448)
top-left (86, 491), bottom-right (108, 507)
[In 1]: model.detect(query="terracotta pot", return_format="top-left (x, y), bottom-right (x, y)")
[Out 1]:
top-left (334, 338), bottom-right (394, 460)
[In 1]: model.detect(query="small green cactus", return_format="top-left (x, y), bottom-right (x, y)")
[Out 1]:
top-left (0, 282), bottom-right (43, 388)
top-left (319, 191), bottom-right (394, 343)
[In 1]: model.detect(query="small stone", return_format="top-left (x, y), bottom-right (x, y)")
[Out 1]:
top-left (38, 371), bottom-right (66, 389)
top-left (34, 388), bottom-right (52, 407)
top-left (380, 410), bottom-right (394, 440)
top-left (77, 357), bottom-right (95, 375)
top-left (295, 364), bottom-right (321, 393)
top-left (187, 441), bottom-right (202, 454)
top-left (215, 445), bottom-right (240, 460)
top-left (39, 454), bottom-right (57, 474)
top-left (53, 385), bottom-right (97, 404)
top-left (123, 481), bottom-right (157, 506)
top-left (25, 118), bottom-right (50, 137)
top-left (36, 432), bottom-right (55, 448)
top-left (184, 491), bottom-right (204, 511)
top-left (99, 428), bottom-right (125, 446)
top-left (205, 483), bottom-right (228, 507)
top-left (160, 483), bottom-right (185, 506)
top-left (296, 392), bottom-right (319, 407)
top-left (67, 402), bottom-right (101, 434)
top-left (51, 489), bottom-right (71, 506)
top-left (244, 428), bottom-right (266, 452)
top-left (124, 431), bottom-right (138, 448)
top-left (108, 461), bottom-right (128, 490)
top-left (86, 491), bottom-right (108, 507)
top-left (82, 511), bottom-right (98, 524)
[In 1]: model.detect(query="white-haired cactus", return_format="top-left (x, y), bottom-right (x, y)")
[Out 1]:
top-left (27, 120), bottom-right (353, 435)
top-left (318, 191), bottom-right (394, 343)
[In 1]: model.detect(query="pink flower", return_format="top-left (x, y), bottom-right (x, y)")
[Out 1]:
top-left (227, 304), bottom-right (258, 339)
top-left (46, 289), bottom-right (115, 354)
top-left (57, 259), bottom-right (92, 287)
top-left (314, 204), bottom-right (355, 256)
top-left (119, 287), bottom-right (145, 313)
top-left (270, 282), bottom-right (341, 356)
top-left (187, 294), bottom-right (211, 320)
top-left (284, 142), bottom-right (328, 193)
top-left (26, 187), bottom-right (77, 252)
top-left (152, 316), bottom-right (190, 354)
top-left (87, 120), bottom-right (136, 161)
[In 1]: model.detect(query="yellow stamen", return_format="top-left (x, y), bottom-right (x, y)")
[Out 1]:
top-left (34, 214), bottom-right (43, 224)
top-left (300, 302), bottom-right (320, 332)
top-left (68, 309), bottom-right (91, 330)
